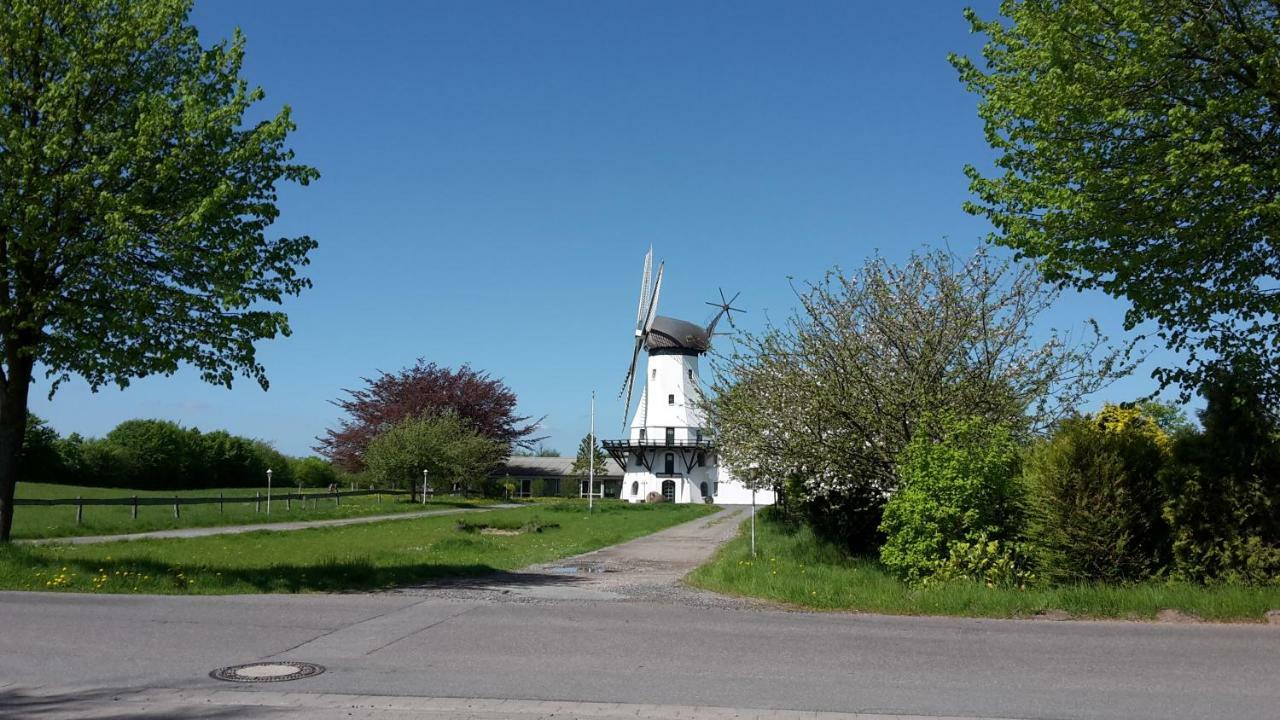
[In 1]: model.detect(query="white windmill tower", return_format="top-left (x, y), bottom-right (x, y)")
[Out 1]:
top-left (603, 248), bottom-right (772, 505)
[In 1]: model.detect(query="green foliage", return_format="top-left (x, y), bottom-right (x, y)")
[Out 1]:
top-left (1161, 368), bottom-right (1280, 584)
top-left (18, 418), bottom-right (306, 490)
top-left (953, 1), bottom-right (1280, 403)
top-left (930, 534), bottom-right (1032, 589)
top-left (363, 414), bottom-right (506, 494)
top-left (687, 512), bottom-right (1280, 621)
top-left (0, 0), bottom-right (316, 540)
top-left (711, 247), bottom-right (1123, 553)
top-left (879, 416), bottom-right (1024, 584)
top-left (1023, 407), bottom-right (1171, 584)
top-left (104, 420), bottom-right (204, 489)
top-left (18, 416), bottom-right (66, 483)
top-left (571, 434), bottom-right (608, 481)
top-left (291, 456), bottom-right (339, 489)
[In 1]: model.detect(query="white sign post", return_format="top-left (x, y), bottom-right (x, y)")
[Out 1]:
top-left (266, 469), bottom-right (273, 515)
top-left (422, 469), bottom-right (428, 505)
top-left (750, 489), bottom-right (757, 557)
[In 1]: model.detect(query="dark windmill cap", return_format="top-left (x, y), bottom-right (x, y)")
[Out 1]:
top-left (645, 316), bottom-right (711, 355)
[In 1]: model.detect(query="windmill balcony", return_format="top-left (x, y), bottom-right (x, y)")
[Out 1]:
top-left (601, 439), bottom-right (715, 450)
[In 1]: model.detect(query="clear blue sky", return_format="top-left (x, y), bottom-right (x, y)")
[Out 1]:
top-left (32, 0), bottom-right (1182, 456)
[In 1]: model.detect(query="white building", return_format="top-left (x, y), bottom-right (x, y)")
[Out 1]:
top-left (603, 258), bottom-right (775, 506)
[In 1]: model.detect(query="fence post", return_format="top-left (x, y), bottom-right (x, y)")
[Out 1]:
top-left (219, 492), bottom-right (224, 513)
top-left (76, 496), bottom-right (83, 526)
top-left (255, 491), bottom-right (261, 513)
top-left (174, 496), bottom-right (180, 519)
top-left (131, 496), bottom-right (138, 520)
top-left (335, 490), bottom-right (340, 508)
top-left (286, 494), bottom-right (291, 511)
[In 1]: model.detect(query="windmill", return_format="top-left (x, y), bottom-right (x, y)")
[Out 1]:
top-left (603, 247), bottom-right (774, 507)
top-left (619, 247), bottom-right (663, 426)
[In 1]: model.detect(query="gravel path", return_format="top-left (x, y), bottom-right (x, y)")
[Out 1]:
top-left (392, 504), bottom-right (763, 608)
top-left (21, 503), bottom-right (522, 546)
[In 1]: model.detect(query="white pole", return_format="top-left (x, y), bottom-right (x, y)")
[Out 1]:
top-left (588, 390), bottom-right (595, 513)
top-left (266, 469), bottom-right (273, 515)
top-left (422, 469), bottom-right (428, 505)
top-left (751, 489), bottom-right (757, 557)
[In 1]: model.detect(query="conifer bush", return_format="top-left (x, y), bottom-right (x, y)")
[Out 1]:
top-left (1023, 406), bottom-right (1170, 584)
top-left (1162, 368), bottom-right (1280, 584)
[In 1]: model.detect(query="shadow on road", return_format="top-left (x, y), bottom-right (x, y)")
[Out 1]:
top-left (0, 686), bottom-right (269, 720)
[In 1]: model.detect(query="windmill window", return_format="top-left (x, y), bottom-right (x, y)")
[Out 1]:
top-left (639, 428), bottom-right (647, 440)
top-left (688, 369), bottom-right (693, 380)
top-left (664, 453), bottom-right (675, 475)
top-left (631, 481), bottom-right (639, 496)
top-left (665, 427), bottom-right (675, 445)
top-left (651, 368), bottom-right (656, 379)
top-left (634, 453), bottom-right (644, 467)
top-left (667, 394), bottom-right (675, 405)
top-left (697, 451), bottom-right (706, 467)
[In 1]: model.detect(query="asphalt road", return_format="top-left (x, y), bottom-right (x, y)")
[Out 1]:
top-left (1, 508), bottom-right (1277, 720)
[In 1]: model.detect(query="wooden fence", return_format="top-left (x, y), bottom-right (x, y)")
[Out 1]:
top-left (14, 488), bottom-right (414, 525)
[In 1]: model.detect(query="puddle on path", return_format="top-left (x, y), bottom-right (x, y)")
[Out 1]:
top-left (545, 563), bottom-right (611, 575)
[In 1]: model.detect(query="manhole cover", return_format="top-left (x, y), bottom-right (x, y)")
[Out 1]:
top-left (210, 661), bottom-right (325, 683)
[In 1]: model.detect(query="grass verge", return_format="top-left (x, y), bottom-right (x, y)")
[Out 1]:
top-left (12, 482), bottom-right (496, 540)
top-left (686, 514), bottom-right (1280, 622)
top-left (0, 500), bottom-right (713, 594)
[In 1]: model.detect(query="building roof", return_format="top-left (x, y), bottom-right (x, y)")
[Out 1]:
top-left (645, 315), bottom-right (711, 353)
top-left (499, 455), bottom-right (625, 479)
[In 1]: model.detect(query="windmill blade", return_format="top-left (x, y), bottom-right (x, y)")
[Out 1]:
top-left (619, 335), bottom-right (644, 425)
top-left (725, 291), bottom-right (743, 328)
top-left (634, 248), bottom-right (653, 329)
top-left (642, 262), bottom-right (664, 334)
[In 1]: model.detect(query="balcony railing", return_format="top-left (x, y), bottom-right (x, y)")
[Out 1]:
top-left (601, 438), bottom-right (715, 449)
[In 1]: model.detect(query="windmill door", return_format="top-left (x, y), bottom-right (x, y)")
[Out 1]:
top-left (661, 479), bottom-right (676, 502)
top-left (663, 453), bottom-right (675, 475)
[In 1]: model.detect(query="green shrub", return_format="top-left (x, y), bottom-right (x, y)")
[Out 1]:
top-left (930, 533), bottom-right (1033, 588)
top-left (879, 415), bottom-right (1023, 584)
top-left (291, 456), bottom-right (339, 488)
top-left (1023, 405), bottom-right (1170, 584)
top-left (1161, 368), bottom-right (1280, 584)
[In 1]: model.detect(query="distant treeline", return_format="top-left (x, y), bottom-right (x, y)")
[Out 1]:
top-left (19, 418), bottom-right (341, 491)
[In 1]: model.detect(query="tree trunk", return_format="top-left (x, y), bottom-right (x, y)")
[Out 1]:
top-left (0, 356), bottom-right (34, 543)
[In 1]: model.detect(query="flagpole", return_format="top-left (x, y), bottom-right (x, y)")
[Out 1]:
top-left (589, 390), bottom-right (595, 513)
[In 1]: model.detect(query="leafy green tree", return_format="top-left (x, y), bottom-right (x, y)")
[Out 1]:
top-left (104, 419), bottom-right (202, 490)
top-left (879, 415), bottom-right (1024, 584)
top-left (18, 415), bottom-right (66, 483)
top-left (0, 0), bottom-right (316, 540)
top-left (1162, 367), bottom-right (1280, 584)
top-left (571, 433), bottom-right (608, 494)
top-left (710, 247), bottom-right (1123, 552)
top-left (953, 0), bottom-right (1280, 402)
top-left (363, 414), bottom-right (505, 496)
top-left (1023, 405), bottom-right (1172, 584)
top-left (291, 456), bottom-right (339, 489)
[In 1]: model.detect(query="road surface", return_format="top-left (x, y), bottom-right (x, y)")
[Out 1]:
top-left (1, 506), bottom-right (1276, 720)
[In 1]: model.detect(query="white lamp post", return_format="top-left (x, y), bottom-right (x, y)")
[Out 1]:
top-left (588, 391), bottom-right (595, 513)
top-left (266, 469), bottom-right (273, 515)
top-left (422, 469), bottom-right (428, 505)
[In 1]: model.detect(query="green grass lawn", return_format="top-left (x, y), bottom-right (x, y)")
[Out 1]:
top-left (0, 501), bottom-right (714, 594)
top-left (12, 482), bottom-right (496, 540)
top-left (686, 515), bottom-right (1280, 623)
